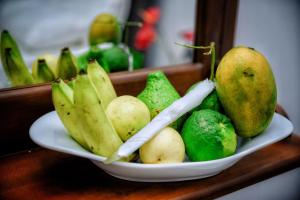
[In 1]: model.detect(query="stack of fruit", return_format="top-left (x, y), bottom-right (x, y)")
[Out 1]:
top-left (52, 43), bottom-right (277, 164)
top-left (0, 13), bottom-right (144, 87)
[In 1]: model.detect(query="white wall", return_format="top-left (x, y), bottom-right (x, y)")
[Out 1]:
top-left (146, 0), bottom-right (196, 67)
top-left (219, 0), bottom-right (300, 199)
top-left (234, 0), bottom-right (300, 134)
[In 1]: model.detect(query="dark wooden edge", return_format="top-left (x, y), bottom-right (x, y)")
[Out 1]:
top-left (275, 104), bottom-right (289, 119)
top-left (0, 63), bottom-right (205, 156)
top-left (193, 0), bottom-right (238, 74)
top-left (0, 134), bottom-right (299, 199)
top-left (176, 135), bottom-right (300, 200)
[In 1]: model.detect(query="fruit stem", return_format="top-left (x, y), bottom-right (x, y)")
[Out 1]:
top-left (122, 21), bottom-right (143, 46)
top-left (175, 42), bottom-right (216, 80)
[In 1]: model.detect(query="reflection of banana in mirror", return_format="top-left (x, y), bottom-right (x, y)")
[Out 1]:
top-left (32, 54), bottom-right (57, 79)
top-left (57, 47), bottom-right (79, 80)
top-left (32, 59), bottom-right (55, 83)
top-left (0, 30), bottom-right (35, 86)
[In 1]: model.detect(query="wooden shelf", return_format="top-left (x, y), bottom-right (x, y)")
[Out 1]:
top-left (1, 63), bottom-right (299, 199)
top-left (1, 135), bottom-right (299, 200)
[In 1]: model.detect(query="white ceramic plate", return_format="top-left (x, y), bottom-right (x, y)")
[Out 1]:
top-left (29, 111), bottom-right (293, 182)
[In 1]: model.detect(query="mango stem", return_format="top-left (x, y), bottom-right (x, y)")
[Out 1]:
top-left (175, 42), bottom-right (216, 80)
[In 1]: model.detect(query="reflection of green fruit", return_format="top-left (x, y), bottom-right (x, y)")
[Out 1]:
top-left (101, 46), bottom-right (129, 72)
top-left (77, 46), bottom-right (110, 72)
top-left (139, 127), bottom-right (185, 164)
top-left (106, 95), bottom-right (150, 141)
top-left (137, 71), bottom-right (184, 130)
top-left (187, 82), bottom-right (221, 113)
top-left (100, 46), bottom-right (144, 72)
top-left (76, 53), bottom-right (88, 70)
top-left (130, 48), bottom-right (144, 70)
top-left (216, 46), bottom-right (277, 137)
top-left (182, 109), bottom-right (237, 161)
top-left (89, 13), bottom-right (121, 46)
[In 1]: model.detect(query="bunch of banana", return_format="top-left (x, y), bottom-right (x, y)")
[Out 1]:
top-left (0, 30), bottom-right (59, 86)
top-left (52, 60), bottom-right (122, 157)
top-left (0, 30), bottom-right (35, 86)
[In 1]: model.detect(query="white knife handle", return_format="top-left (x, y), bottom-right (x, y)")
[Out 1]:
top-left (105, 79), bottom-right (215, 162)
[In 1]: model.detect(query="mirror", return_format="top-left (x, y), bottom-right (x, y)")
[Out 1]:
top-left (0, 0), bottom-right (197, 89)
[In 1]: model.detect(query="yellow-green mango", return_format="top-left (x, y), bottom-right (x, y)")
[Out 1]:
top-left (215, 46), bottom-right (277, 137)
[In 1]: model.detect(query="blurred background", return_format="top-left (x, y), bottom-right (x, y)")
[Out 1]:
top-left (0, 0), bottom-right (196, 88)
top-left (0, 0), bottom-right (299, 199)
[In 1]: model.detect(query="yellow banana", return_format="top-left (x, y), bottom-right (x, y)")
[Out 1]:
top-left (57, 47), bottom-right (78, 80)
top-left (87, 59), bottom-right (117, 109)
top-left (73, 74), bottom-right (123, 157)
top-left (0, 30), bottom-right (34, 86)
top-left (52, 79), bottom-right (88, 149)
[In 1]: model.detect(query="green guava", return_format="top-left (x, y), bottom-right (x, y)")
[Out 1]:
top-left (106, 95), bottom-right (151, 141)
top-left (137, 71), bottom-right (184, 130)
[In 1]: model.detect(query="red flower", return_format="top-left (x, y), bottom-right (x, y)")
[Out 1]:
top-left (134, 6), bottom-right (160, 51)
top-left (134, 24), bottom-right (156, 51)
top-left (142, 6), bottom-right (160, 25)
top-left (181, 31), bottom-right (194, 42)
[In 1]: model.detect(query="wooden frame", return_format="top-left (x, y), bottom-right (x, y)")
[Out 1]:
top-left (193, 0), bottom-right (238, 77)
top-left (0, 0), bottom-right (239, 155)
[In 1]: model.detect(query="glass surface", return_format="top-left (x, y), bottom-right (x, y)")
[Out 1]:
top-left (0, 0), bottom-right (196, 89)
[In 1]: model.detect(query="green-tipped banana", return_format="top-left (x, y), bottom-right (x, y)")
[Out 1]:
top-left (33, 59), bottom-right (55, 83)
top-left (52, 79), bottom-right (88, 149)
top-left (1, 30), bottom-right (22, 58)
top-left (73, 74), bottom-right (122, 157)
top-left (32, 54), bottom-right (57, 78)
top-left (87, 60), bottom-right (117, 109)
top-left (2, 48), bottom-right (35, 86)
top-left (0, 30), bottom-right (34, 86)
top-left (57, 47), bottom-right (79, 80)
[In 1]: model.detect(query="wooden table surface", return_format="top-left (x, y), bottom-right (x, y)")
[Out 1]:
top-left (1, 134), bottom-right (299, 200)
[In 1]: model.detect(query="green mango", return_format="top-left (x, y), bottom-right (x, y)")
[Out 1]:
top-left (216, 46), bottom-right (277, 137)
top-left (89, 13), bottom-right (121, 46)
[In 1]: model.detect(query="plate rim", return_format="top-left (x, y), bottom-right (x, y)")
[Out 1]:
top-left (29, 111), bottom-right (293, 169)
